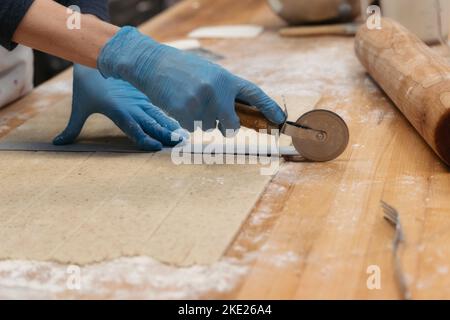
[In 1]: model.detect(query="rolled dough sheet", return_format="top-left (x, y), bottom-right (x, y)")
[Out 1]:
top-left (188, 25), bottom-right (264, 39)
top-left (0, 151), bottom-right (272, 266)
top-left (0, 94), bottom-right (320, 267)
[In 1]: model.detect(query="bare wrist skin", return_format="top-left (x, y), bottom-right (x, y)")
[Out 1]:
top-left (13, 0), bottom-right (119, 68)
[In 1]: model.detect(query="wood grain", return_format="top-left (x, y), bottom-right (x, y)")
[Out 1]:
top-left (280, 23), bottom-right (358, 37)
top-left (235, 102), bottom-right (280, 134)
top-left (0, 0), bottom-right (450, 299)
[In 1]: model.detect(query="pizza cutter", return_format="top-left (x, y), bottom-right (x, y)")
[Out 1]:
top-left (235, 101), bottom-right (349, 162)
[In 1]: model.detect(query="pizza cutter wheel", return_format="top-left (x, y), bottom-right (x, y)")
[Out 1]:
top-left (235, 102), bottom-right (349, 162)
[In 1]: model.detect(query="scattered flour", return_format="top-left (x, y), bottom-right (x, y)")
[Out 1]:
top-left (0, 171), bottom-right (294, 299)
top-left (437, 266), bottom-right (449, 275)
top-left (250, 205), bottom-right (273, 226)
top-left (34, 78), bottom-right (72, 96)
top-left (0, 257), bottom-right (249, 299)
top-left (225, 40), bottom-right (360, 98)
top-left (398, 175), bottom-right (417, 185)
top-left (263, 251), bottom-right (301, 268)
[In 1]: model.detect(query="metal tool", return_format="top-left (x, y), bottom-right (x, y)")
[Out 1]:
top-left (235, 101), bottom-right (350, 162)
top-left (381, 201), bottom-right (411, 300)
top-left (266, 0), bottom-right (361, 25)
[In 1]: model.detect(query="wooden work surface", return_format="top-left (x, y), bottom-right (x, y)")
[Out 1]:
top-left (1, 0), bottom-right (450, 300)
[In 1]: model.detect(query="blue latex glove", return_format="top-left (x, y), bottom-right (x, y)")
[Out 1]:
top-left (97, 27), bottom-right (286, 135)
top-left (53, 64), bottom-right (186, 151)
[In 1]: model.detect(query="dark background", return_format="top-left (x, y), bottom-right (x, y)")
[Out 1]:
top-left (33, 0), bottom-right (180, 86)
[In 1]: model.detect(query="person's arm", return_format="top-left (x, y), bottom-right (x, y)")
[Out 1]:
top-left (13, 0), bottom-right (286, 134)
top-left (13, 0), bottom-right (117, 68)
top-left (52, 1), bottom-right (187, 151)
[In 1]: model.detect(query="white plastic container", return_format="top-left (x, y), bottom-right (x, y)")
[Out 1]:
top-left (0, 45), bottom-right (34, 108)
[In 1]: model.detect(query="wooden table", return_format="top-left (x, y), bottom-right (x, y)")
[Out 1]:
top-left (1, 0), bottom-right (450, 300)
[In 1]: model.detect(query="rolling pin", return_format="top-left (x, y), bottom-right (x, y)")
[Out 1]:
top-left (355, 18), bottom-right (450, 166)
top-left (280, 23), bottom-right (359, 37)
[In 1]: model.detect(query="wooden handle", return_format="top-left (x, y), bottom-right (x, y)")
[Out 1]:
top-left (235, 102), bottom-right (280, 134)
top-left (355, 18), bottom-right (450, 166)
top-left (280, 23), bottom-right (357, 37)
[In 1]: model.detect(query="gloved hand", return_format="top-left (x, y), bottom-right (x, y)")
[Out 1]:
top-left (53, 64), bottom-right (186, 151)
top-left (97, 27), bottom-right (286, 135)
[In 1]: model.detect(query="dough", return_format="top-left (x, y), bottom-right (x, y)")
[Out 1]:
top-left (0, 151), bottom-right (272, 266)
top-left (0, 94), bottom-right (320, 266)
